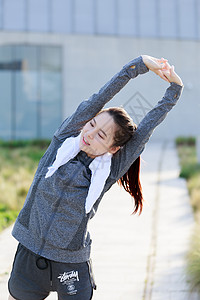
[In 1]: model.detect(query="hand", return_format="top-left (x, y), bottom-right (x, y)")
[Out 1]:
top-left (142, 55), bottom-right (183, 86)
top-left (162, 65), bottom-right (183, 86)
top-left (142, 55), bottom-right (169, 82)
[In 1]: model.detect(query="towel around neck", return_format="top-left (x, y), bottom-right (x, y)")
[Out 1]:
top-left (45, 133), bottom-right (112, 213)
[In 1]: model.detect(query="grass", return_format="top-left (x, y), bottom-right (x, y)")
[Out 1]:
top-left (0, 139), bottom-right (50, 231)
top-left (176, 137), bottom-right (200, 215)
top-left (176, 136), bottom-right (200, 293)
top-left (0, 203), bottom-right (19, 231)
top-left (186, 224), bottom-right (200, 293)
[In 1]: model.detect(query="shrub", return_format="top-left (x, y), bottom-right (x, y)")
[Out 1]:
top-left (0, 139), bottom-right (50, 149)
top-left (186, 225), bottom-right (200, 293)
top-left (180, 164), bottom-right (200, 180)
top-left (176, 136), bottom-right (200, 294)
top-left (0, 139), bottom-right (50, 231)
top-left (176, 136), bottom-right (196, 146)
top-left (0, 204), bottom-right (19, 231)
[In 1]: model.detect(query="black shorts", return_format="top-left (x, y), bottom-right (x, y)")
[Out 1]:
top-left (8, 243), bottom-right (96, 300)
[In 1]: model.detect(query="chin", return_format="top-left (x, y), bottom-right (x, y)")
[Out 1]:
top-left (83, 149), bottom-right (99, 158)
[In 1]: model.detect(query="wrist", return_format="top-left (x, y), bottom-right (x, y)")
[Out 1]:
top-left (170, 82), bottom-right (184, 92)
top-left (170, 79), bottom-right (183, 87)
top-left (124, 56), bottom-right (149, 78)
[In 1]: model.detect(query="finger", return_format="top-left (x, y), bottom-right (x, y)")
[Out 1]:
top-left (156, 60), bottom-right (168, 70)
top-left (162, 69), bottom-right (171, 82)
top-left (170, 65), bottom-right (175, 74)
top-left (160, 69), bottom-right (171, 82)
top-left (158, 57), bottom-right (168, 62)
top-left (162, 69), bottom-right (170, 78)
top-left (162, 61), bottom-right (171, 70)
top-left (156, 70), bottom-right (170, 82)
top-left (158, 58), bottom-right (168, 64)
top-left (150, 59), bottom-right (164, 70)
top-left (158, 59), bottom-right (170, 71)
top-left (149, 56), bottom-right (165, 66)
top-left (163, 74), bottom-right (170, 82)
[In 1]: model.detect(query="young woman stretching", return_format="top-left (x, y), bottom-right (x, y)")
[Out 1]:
top-left (8, 55), bottom-right (183, 300)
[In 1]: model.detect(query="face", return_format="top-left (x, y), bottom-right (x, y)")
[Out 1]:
top-left (79, 112), bottom-right (120, 158)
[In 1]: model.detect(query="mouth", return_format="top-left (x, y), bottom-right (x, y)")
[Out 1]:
top-left (83, 136), bottom-right (90, 146)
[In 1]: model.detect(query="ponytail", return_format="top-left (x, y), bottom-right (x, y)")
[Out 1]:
top-left (117, 156), bottom-right (143, 215)
top-left (98, 107), bottom-right (144, 215)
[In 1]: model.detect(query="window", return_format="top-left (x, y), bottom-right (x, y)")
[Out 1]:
top-left (0, 45), bottom-right (62, 140)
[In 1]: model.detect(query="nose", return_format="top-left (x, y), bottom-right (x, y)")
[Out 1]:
top-left (87, 129), bottom-right (95, 140)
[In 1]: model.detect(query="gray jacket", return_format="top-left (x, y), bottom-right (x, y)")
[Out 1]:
top-left (12, 56), bottom-right (183, 263)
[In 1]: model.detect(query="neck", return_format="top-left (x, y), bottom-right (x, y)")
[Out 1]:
top-left (82, 150), bottom-right (109, 159)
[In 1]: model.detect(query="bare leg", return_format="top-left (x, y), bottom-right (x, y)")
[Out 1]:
top-left (8, 294), bottom-right (16, 300)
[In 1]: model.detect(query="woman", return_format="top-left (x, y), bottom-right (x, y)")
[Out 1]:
top-left (8, 55), bottom-right (183, 300)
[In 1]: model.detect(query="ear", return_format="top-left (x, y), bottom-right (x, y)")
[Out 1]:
top-left (109, 145), bottom-right (120, 155)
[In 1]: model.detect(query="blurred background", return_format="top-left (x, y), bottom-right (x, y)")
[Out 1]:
top-left (0, 0), bottom-right (199, 141)
top-left (1, 2), bottom-right (200, 298)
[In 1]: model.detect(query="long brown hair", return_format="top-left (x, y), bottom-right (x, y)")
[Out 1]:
top-left (99, 107), bottom-right (144, 215)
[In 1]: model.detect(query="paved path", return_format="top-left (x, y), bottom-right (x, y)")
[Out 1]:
top-left (0, 141), bottom-right (198, 300)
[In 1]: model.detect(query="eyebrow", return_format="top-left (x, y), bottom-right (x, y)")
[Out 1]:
top-left (93, 118), bottom-right (107, 137)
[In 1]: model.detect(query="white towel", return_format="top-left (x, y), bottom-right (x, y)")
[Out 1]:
top-left (45, 133), bottom-right (112, 213)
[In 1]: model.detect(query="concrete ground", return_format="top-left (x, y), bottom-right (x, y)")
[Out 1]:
top-left (0, 141), bottom-right (199, 300)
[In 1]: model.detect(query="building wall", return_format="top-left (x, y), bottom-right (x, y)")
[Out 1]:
top-left (0, 31), bottom-right (199, 141)
top-left (0, 43), bottom-right (62, 140)
top-left (63, 35), bottom-right (200, 141)
top-left (0, 0), bottom-right (199, 141)
top-left (0, 0), bottom-right (199, 40)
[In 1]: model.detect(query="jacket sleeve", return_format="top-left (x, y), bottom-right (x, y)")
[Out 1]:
top-left (111, 82), bottom-right (183, 180)
top-left (54, 56), bottom-right (149, 141)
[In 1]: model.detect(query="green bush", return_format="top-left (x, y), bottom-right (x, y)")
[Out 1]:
top-left (0, 139), bottom-right (50, 148)
top-left (0, 204), bottom-right (19, 231)
top-left (186, 225), bottom-right (200, 293)
top-left (180, 164), bottom-right (200, 180)
top-left (0, 139), bottom-right (50, 231)
top-left (176, 136), bottom-right (200, 294)
top-left (176, 136), bottom-right (196, 146)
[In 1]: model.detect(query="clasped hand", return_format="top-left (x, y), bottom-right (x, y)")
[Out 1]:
top-left (142, 55), bottom-right (183, 86)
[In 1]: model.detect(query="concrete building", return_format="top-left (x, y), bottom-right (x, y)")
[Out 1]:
top-left (0, 0), bottom-right (199, 141)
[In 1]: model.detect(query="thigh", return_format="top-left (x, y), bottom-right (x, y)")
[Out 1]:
top-left (8, 244), bottom-right (50, 300)
top-left (54, 260), bottom-right (95, 300)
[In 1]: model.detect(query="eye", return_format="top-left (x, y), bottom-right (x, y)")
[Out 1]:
top-left (98, 133), bottom-right (104, 139)
top-left (90, 121), bottom-right (94, 127)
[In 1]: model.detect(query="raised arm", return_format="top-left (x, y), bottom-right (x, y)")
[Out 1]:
top-left (54, 56), bottom-right (150, 141)
top-left (112, 60), bottom-right (183, 179)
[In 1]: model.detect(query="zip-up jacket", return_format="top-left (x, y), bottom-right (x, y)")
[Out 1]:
top-left (12, 56), bottom-right (183, 263)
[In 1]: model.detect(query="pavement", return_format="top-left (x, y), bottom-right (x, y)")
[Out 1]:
top-left (0, 141), bottom-right (199, 300)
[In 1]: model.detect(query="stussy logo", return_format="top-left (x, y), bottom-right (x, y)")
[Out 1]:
top-left (58, 270), bottom-right (79, 284)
